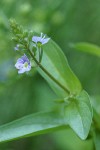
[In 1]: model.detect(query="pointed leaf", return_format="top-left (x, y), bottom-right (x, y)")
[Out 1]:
top-left (73, 42), bottom-right (100, 57)
top-left (37, 40), bottom-right (82, 98)
top-left (64, 90), bottom-right (92, 139)
top-left (0, 111), bottom-right (66, 143)
top-left (93, 130), bottom-right (100, 150)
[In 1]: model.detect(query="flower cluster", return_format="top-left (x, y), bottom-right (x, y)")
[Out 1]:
top-left (14, 33), bottom-right (50, 74)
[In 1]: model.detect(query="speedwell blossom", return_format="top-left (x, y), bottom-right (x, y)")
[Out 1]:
top-left (15, 54), bottom-right (31, 74)
top-left (14, 44), bottom-right (19, 51)
top-left (32, 33), bottom-right (50, 46)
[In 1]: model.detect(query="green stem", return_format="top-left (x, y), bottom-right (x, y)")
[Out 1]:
top-left (27, 46), bottom-right (70, 95)
top-left (39, 47), bottom-right (43, 63)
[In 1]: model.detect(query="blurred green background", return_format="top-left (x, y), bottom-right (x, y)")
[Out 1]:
top-left (0, 0), bottom-right (100, 149)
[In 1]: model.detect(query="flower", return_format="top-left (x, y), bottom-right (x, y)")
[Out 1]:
top-left (15, 54), bottom-right (31, 74)
top-left (14, 44), bottom-right (19, 51)
top-left (32, 33), bottom-right (50, 47)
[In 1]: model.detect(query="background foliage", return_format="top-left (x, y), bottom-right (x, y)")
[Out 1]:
top-left (0, 0), bottom-right (100, 149)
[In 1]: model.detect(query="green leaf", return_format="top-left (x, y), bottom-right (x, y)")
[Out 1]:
top-left (91, 96), bottom-right (100, 133)
top-left (93, 130), bottom-right (100, 150)
top-left (0, 111), bottom-right (66, 143)
top-left (37, 40), bottom-right (82, 98)
top-left (64, 90), bottom-right (93, 139)
top-left (91, 95), bottom-right (100, 115)
top-left (73, 42), bottom-right (100, 57)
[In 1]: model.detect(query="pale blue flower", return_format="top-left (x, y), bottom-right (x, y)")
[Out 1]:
top-left (15, 54), bottom-right (31, 74)
top-left (14, 44), bottom-right (19, 51)
top-left (32, 33), bottom-right (50, 46)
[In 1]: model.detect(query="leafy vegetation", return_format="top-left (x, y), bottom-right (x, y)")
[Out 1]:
top-left (0, 0), bottom-right (100, 150)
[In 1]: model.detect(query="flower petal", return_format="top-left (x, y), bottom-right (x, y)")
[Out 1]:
top-left (32, 36), bottom-right (41, 43)
top-left (18, 68), bottom-right (26, 74)
top-left (15, 62), bottom-right (23, 69)
top-left (41, 38), bottom-right (50, 44)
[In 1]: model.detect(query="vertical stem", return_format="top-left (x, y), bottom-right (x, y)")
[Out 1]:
top-left (39, 47), bottom-right (43, 63)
